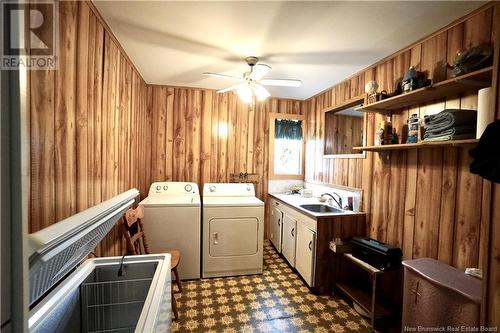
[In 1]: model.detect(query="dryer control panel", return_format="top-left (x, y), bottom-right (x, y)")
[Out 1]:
top-left (203, 183), bottom-right (255, 197)
top-left (148, 182), bottom-right (199, 196)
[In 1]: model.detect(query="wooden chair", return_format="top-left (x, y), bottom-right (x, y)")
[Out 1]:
top-left (121, 205), bottom-right (182, 320)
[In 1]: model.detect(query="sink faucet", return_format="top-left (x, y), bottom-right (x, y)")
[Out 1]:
top-left (321, 192), bottom-right (343, 209)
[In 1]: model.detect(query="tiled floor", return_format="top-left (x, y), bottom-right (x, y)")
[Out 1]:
top-left (171, 241), bottom-right (371, 333)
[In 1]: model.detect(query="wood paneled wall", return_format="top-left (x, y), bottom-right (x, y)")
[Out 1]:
top-left (29, 1), bottom-right (150, 256)
top-left (28, 1), bottom-right (303, 255)
top-left (146, 86), bottom-right (303, 231)
top-left (303, 3), bottom-right (500, 270)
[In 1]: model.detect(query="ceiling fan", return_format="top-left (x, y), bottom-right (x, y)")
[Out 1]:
top-left (203, 56), bottom-right (302, 103)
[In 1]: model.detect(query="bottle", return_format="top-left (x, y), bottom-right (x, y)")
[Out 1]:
top-left (407, 114), bottom-right (421, 143)
top-left (375, 122), bottom-right (385, 145)
top-left (384, 120), bottom-right (393, 144)
top-left (391, 129), bottom-right (399, 144)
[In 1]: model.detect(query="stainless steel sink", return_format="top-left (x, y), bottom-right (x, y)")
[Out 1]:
top-left (300, 204), bottom-right (343, 214)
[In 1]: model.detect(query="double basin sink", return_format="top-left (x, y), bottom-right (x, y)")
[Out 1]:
top-left (300, 204), bottom-right (343, 214)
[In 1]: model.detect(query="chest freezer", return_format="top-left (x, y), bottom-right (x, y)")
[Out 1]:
top-left (27, 189), bottom-right (172, 333)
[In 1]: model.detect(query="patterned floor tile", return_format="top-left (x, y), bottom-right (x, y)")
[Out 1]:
top-left (172, 241), bottom-right (370, 332)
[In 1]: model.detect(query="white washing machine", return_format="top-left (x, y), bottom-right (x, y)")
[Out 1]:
top-left (139, 181), bottom-right (201, 280)
top-left (202, 183), bottom-right (264, 278)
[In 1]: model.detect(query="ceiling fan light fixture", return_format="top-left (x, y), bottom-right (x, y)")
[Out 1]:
top-left (237, 84), bottom-right (253, 104)
top-left (253, 83), bottom-right (271, 101)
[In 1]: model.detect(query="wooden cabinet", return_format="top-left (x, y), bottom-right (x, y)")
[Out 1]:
top-left (281, 214), bottom-right (297, 266)
top-left (295, 222), bottom-right (316, 287)
top-left (268, 194), bottom-right (366, 293)
top-left (269, 206), bottom-right (283, 253)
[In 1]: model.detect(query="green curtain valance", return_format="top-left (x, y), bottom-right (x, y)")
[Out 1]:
top-left (275, 119), bottom-right (303, 140)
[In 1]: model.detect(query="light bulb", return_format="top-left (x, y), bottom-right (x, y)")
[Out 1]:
top-left (237, 84), bottom-right (253, 103)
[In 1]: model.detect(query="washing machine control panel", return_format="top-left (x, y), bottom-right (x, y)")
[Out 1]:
top-left (148, 182), bottom-right (198, 196)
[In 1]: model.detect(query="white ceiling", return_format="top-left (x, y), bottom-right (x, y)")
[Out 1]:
top-left (93, 1), bottom-right (485, 100)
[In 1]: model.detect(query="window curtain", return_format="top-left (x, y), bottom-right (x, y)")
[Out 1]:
top-left (275, 119), bottom-right (303, 140)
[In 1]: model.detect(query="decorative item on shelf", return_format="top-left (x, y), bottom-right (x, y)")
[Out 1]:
top-left (365, 80), bottom-right (378, 95)
top-left (384, 120), bottom-right (393, 144)
top-left (402, 66), bottom-right (431, 93)
top-left (448, 44), bottom-right (493, 77)
top-left (392, 78), bottom-right (403, 97)
top-left (390, 129), bottom-right (399, 144)
top-left (375, 121), bottom-right (385, 145)
top-left (407, 113), bottom-right (422, 143)
top-left (365, 81), bottom-right (388, 104)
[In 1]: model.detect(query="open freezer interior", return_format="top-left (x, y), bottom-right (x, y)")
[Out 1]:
top-left (32, 262), bottom-right (158, 333)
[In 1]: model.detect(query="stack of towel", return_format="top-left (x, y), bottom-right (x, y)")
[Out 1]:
top-left (424, 109), bottom-right (477, 141)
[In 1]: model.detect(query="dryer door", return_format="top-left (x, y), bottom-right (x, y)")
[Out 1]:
top-left (209, 218), bottom-right (259, 257)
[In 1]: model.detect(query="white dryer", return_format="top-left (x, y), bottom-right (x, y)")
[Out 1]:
top-left (139, 182), bottom-right (201, 280)
top-left (202, 183), bottom-right (264, 278)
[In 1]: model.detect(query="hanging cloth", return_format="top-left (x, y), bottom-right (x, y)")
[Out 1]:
top-left (275, 119), bottom-right (303, 140)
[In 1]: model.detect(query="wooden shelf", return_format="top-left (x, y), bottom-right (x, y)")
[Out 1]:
top-left (357, 67), bottom-right (493, 114)
top-left (336, 282), bottom-right (390, 318)
top-left (353, 139), bottom-right (479, 152)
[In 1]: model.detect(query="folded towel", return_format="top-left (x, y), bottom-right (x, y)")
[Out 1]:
top-left (424, 109), bottom-right (477, 132)
top-left (423, 133), bottom-right (476, 142)
top-left (424, 125), bottom-right (476, 138)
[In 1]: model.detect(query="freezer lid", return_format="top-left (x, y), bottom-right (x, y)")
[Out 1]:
top-left (28, 188), bottom-right (139, 306)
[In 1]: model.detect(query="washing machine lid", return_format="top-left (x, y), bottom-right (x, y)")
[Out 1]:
top-left (139, 195), bottom-right (201, 206)
top-left (203, 196), bottom-right (264, 207)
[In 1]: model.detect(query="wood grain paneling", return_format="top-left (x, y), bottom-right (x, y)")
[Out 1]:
top-left (303, 3), bottom-right (498, 271)
top-left (29, 1), bottom-right (150, 257)
top-left (147, 87), bottom-right (302, 236)
top-left (28, 4), bottom-right (499, 318)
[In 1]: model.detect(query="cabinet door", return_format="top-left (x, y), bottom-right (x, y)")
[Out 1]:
top-left (282, 214), bottom-right (297, 267)
top-left (296, 222), bottom-right (316, 287)
top-left (270, 207), bottom-right (283, 253)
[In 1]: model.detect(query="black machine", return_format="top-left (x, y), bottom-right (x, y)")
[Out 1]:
top-left (351, 237), bottom-right (402, 271)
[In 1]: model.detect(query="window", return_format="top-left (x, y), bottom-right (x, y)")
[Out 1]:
top-left (269, 114), bottom-right (305, 179)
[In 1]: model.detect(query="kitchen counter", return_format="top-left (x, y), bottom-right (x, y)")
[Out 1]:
top-left (268, 193), bottom-right (365, 219)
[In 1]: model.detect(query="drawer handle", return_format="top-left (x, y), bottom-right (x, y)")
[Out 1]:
top-left (291, 228), bottom-right (295, 237)
top-left (309, 240), bottom-right (312, 251)
top-left (275, 202), bottom-right (279, 206)
top-left (214, 232), bottom-right (218, 245)
top-left (278, 218), bottom-right (280, 226)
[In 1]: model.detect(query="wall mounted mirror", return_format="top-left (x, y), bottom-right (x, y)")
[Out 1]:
top-left (323, 99), bottom-right (365, 159)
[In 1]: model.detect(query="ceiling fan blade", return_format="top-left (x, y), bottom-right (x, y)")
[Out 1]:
top-left (217, 84), bottom-right (242, 93)
top-left (203, 72), bottom-right (243, 81)
top-left (252, 84), bottom-right (271, 101)
top-left (259, 79), bottom-right (302, 87)
top-left (248, 64), bottom-right (271, 81)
